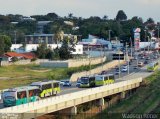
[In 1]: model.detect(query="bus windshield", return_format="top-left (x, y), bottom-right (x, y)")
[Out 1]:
top-left (81, 77), bottom-right (89, 84)
top-left (3, 91), bottom-right (16, 100)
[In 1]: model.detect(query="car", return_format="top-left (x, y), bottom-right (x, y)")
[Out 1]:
top-left (121, 67), bottom-right (127, 72)
top-left (76, 81), bottom-right (81, 87)
top-left (144, 60), bottom-right (148, 64)
top-left (100, 70), bottom-right (108, 75)
top-left (115, 70), bottom-right (121, 75)
top-left (138, 62), bottom-right (144, 67)
top-left (153, 55), bottom-right (158, 59)
top-left (63, 81), bottom-right (72, 87)
top-left (146, 57), bottom-right (150, 60)
top-left (60, 80), bottom-right (66, 85)
top-left (122, 65), bottom-right (128, 69)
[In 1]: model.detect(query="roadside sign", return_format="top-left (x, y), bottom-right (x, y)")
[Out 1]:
top-left (112, 54), bottom-right (124, 60)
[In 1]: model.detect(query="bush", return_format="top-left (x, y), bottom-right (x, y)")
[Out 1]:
top-left (31, 58), bottom-right (37, 62)
top-left (11, 57), bottom-right (18, 62)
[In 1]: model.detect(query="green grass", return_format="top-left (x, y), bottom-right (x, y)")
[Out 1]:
top-left (92, 71), bottom-right (160, 119)
top-left (0, 60), bottom-right (109, 90)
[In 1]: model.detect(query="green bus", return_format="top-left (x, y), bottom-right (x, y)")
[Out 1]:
top-left (2, 86), bottom-right (40, 107)
top-left (79, 75), bottom-right (96, 88)
top-left (30, 80), bottom-right (60, 98)
top-left (147, 62), bottom-right (159, 72)
top-left (95, 74), bottom-right (115, 86)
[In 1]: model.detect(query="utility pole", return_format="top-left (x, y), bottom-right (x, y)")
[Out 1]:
top-left (130, 37), bottom-right (133, 58)
top-left (14, 30), bottom-right (17, 44)
top-left (118, 50), bottom-right (121, 78)
top-left (126, 42), bottom-right (129, 74)
top-left (144, 29), bottom-right (147, 52)
top-left (147, 36), bottom-right (150, 53)
top-left (108, 30), bottom-right (111, 42)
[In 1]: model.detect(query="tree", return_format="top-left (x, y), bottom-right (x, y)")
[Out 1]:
top-left (58, 36), bottom-right (74, 60)
top-left (0, 39), bottom-right (4, 55)
top-left (36, 43), bottom-right (48, 59)
top-left (68, 13), bottom-right (73, 19)
top-left (0, 35), bottom-right (12, 55)
top-left (54, 29), bottom-right (64, 47)
top-left (116, 10), bottom-right (127, 21)
top-left (103, 15), bottom-right (108, 20)
top-left (46, 13), bottom-right (58, 19)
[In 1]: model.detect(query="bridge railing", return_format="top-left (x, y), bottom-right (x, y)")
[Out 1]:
top-left (0, 77), bottom-right (142, 113)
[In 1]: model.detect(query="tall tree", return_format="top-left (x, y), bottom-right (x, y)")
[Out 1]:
top-left (116, 10), bottom-right (127, 21)
top-left (0, 35), bottom-right (11, 55)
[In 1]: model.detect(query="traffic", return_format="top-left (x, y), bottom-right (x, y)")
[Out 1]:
top-left (0, 50), bottom-right (159, 108)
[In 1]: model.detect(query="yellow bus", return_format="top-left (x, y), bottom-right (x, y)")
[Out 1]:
top-left (95, 74), bottom-right (115, 86)
top-left (30, 80), bottom-right (60, 98)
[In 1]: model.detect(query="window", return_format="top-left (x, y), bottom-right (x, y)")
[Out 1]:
top-left (53, 83), bottom-right (59, 88)
top-left (42, 83), bottom-right (52, 90)
top-left (17, 91), bottom-right (27, 99)
top-left (29, 89), bottom-right (41, 97)
top-left (89, 77), bottom-right (95, 82)
top-left (109, 75), bottom-right (114, 80)
top-left (104, 76), bottom-right (108, 81)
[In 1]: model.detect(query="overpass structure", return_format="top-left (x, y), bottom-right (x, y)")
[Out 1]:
top-left (0, 77), bottom-right (142, 119)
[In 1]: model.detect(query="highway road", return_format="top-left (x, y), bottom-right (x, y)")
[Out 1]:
top-left (0, 50), bottom-right (159, 109)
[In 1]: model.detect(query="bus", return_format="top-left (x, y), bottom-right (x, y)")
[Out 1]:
top-left (79, 75), bottom-right (96, 88)
top-left (30, 80), bottom-right (60, 98)
top-left (95, 74), bottom-right (115, 86)
top-left (147, 62), bottom-right (159, 72)
top-left (2, 86), bottom-right (40, 107)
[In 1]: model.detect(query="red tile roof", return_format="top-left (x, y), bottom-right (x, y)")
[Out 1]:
top-left (4, 52), bottom-right (36, 59)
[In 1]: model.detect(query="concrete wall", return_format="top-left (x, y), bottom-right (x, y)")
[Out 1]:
top-left (40, 57), bottom-right (106, 68)
top-left (1, 59), bottom-right (49, 66)
top-left (70, 60), bottom-right (125, 82)
top-left (0, 78), bottom-right (142, 119)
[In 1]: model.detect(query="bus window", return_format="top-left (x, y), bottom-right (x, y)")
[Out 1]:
top-left (104, 76), bottom-right (108, 81)
top-left (29, 90), bottom-right (34, 97)
top-left (17, 91), bottom-right (27, 99)
top-left (53, 83), bottom-right (59, 88)
top-left (89, 77), bottom-right (95, 82)
top-left (109, 75), bottom-right (114, 80)
top-left (42, 84), bottom-right (52, 90)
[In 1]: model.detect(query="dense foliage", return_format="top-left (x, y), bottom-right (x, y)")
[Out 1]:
top-left (0, 10), bottom-right (159, 45)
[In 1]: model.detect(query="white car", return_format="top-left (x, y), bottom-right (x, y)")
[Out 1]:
top-left (121, 67), bottom-right (127, 72)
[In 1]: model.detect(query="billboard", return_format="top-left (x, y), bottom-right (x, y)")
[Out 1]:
top-left (134, 28), bottom-right (141, 51)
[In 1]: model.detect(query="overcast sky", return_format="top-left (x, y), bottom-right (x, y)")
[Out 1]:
top-left (0, 0), bottom-right (160, 22)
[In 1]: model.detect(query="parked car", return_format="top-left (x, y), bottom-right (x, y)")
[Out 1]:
top-left (63, 81), bottom-right (72, 87)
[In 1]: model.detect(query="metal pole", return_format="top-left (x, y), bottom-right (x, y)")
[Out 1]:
top-left (147, 36), bottom-right (149, 53)
top-left (130, 37), bottom-right (133, 58)
top-left (144, 30), bottom-right (146, 52)
top-left (108, 30), bottom-right (111, 42)
top-left (118, 51), bottom-right (120, 78)
top-left (14, 30), bottom-right (17, 44)
top-left (101, 44), bottom-right (103, 70)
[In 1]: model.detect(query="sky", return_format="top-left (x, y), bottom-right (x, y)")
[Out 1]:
top-left (0, 0), bottom-right (160, 22)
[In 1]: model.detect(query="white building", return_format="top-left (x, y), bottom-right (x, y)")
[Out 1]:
top-left (11, 44), bottom-right (83, 55)
top-left (80, 35), bottom-right (112, 50)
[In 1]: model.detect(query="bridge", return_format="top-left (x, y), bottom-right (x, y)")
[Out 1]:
top-left (0, 77), bottom-right (142, 119)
